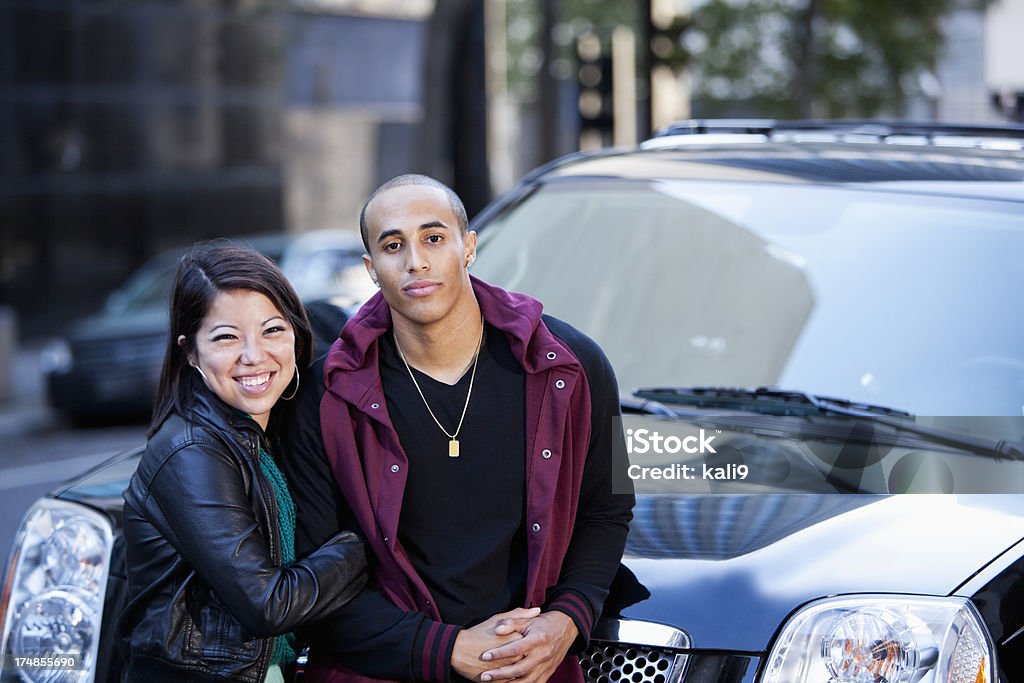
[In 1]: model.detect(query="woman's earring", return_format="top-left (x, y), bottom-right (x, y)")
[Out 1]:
top-left (281, 365), bottom-right (300, 401)
top-left (191, 364), bottom-right (209, 383)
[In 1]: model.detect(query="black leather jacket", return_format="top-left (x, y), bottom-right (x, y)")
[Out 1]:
top-left (119, 385), bottom-right (366, 683)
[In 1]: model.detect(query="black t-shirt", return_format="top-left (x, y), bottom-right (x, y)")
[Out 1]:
top-left (378, 323), bottom-right (528, 626)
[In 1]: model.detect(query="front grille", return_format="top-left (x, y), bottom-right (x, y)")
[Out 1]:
top-left (582, 642), bottom-right (687, 683)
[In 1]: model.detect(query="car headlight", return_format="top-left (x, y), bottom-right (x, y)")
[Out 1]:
top-left (39, 340), bottom-right (72, 375)
top-left (762, 595), bottom-right (994, 683)
top-left (0, 499), bottom-right (113, 683)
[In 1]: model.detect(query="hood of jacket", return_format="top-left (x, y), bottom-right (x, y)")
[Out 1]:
top-left (323, 276), bottom-right (575, 406)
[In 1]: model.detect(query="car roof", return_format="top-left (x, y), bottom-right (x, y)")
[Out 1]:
top-left (648, 118), bottom-right (1024, 150)
top-left (549, 142), bottom-right (1023, 178)
top-left (533, 120), bottom-right (1024, 202)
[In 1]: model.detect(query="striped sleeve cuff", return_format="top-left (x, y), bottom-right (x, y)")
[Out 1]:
top-left (412, 620), bottom-right (463, 682)
top-left (546, 590), bottom-right (596, 650)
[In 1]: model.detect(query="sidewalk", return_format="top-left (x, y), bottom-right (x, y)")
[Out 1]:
top-left (0, 344), bottom-right (59, 439)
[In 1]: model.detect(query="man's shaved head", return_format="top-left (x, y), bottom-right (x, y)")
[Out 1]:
top-left (359, 174), bottom-right (469, 251)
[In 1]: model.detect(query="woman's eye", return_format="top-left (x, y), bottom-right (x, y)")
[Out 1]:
top-left (211, 334), bottom-right (236, 342)
top-left (264, 326), bottom-right (286, 335)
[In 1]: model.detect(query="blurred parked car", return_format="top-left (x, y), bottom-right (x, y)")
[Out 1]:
top-left (281, 230), bottom-right (377, 353)
top-left (4, 121), bottom-right (1024, 683)
top-left (279, 228), bottom-right (376, 310)
top-left (40, 231), bottom-right (367, 424)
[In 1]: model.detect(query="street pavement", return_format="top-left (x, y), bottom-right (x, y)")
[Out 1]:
top-left (0, 343), bottom-right (57, 440)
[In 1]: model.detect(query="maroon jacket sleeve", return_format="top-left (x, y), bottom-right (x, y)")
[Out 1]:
top-left (542, 316), bottom-right (635, 650)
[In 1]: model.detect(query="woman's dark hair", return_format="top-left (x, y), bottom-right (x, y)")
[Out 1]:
top-left (149, 245), bottom-right (313, 437)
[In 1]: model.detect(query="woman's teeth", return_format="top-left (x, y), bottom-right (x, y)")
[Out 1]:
top-left (239, 373), bottom-right (270, 387)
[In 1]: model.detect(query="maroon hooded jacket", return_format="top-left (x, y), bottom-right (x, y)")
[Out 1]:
top-left (295, 278), bottom-right (633, 683)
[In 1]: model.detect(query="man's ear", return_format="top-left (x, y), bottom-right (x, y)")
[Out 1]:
top-left (464, 230), bottom-right (478, 268)
top-left (363, 254), bottom-right (379, 287)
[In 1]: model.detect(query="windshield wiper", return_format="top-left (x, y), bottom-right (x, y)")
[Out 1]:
top-left (620, 396), bottom-right (678, 417)
top-left (633, 386), bottom-right (1024, 461)
top-left (635, 386), bottom-right (911, 417)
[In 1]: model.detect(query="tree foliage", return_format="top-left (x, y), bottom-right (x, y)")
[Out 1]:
top-left (505, 0), bottom-right (638, 101)
top-left (681, 0), bottom-right (982, 118)
top-left (502, 0), bottom-right (992, 119)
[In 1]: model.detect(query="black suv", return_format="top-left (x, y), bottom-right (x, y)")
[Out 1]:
top-left (4, 121), bottom-right (1024, 683)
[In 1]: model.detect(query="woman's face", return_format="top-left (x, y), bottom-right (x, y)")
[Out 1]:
top-left (183, 289), bottom-right (296, 430)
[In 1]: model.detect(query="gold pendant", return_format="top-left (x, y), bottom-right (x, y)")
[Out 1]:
top-left (449, 439), bottom-right (460, 458)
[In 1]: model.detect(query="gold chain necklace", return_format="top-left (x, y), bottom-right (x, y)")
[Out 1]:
top-left (393, 316), bottom-right (485, 458)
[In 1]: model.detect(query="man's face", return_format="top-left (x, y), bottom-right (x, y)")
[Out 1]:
top-left (362, 184), bottom-right (477, 329)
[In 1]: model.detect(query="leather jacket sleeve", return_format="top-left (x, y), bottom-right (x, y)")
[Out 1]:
top-left (141, 438), bottom-right (367, 638)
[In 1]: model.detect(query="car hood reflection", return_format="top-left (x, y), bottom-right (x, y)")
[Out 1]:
top-left (617, 493), bottom-right (1024, 652)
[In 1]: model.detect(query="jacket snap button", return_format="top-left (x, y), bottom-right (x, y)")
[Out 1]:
top-left (547, 352), bottom-right (557, 360)
top-left (555, 379), bottom-right (565, 389)
top-left (371, 403), bottom-right (380, 409)
top-left (391, 464), bottom-right (400, 473)
top-left (532, 523), bottom-right (541, 533)
top-left (542, 449), bottom-right (552, 459)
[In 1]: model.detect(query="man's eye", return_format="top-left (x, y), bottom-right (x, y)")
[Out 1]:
top-left (384, 242), bottom-right (401, 252)
top-left (426, 234), bottom-right (443, 243)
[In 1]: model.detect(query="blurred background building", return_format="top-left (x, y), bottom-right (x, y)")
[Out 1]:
top-left (1, 0), bottom-right (1022, 341)
top-left (0, 0), bottom-right (430, 337)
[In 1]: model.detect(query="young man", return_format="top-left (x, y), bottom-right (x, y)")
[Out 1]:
top-left (283, 175), bottom-right (634, 683)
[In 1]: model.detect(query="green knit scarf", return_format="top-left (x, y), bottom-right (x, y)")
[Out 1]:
top-left (258, 447), bottom-right (298, 666)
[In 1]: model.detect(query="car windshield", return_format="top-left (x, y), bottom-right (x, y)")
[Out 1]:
top-left (105, 260), bottom-right (178, 315)
top-left (472, 179), bottom-right (1024, 418)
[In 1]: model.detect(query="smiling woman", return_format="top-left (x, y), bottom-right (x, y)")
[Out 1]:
top-left (117, 246), bottom-right (367, 683)
top-left (150, 246), bottom-right (315, 438)
top-left (186, 289), bottom-right (298, 430)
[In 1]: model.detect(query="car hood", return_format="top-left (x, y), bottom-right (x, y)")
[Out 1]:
top-left (55, 449), bottom-right (143, 517)
top-left (616, 493), bottom-right (1024, 652)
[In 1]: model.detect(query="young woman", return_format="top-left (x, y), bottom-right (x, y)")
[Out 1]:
top-left (119, 246), bottom-right (365, 683)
